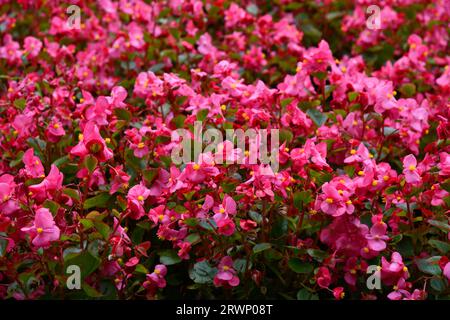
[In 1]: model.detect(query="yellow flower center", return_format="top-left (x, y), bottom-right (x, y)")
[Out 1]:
top-left (350, 149), bottom-right (356, 155)
top-left (37, 227), bottom-right (43, 234)
top-left (220, 105), bottom-right (226, 111)
top-left (137, 142), bottom-right (145, 149)
top-left (346, 200), bottom-right (352, 205)
top-left (383, 175), bottom-right (389, 181)
top-left (357, 171), bottom-right (364, 176)
top-left (408, 165), bottom-right (416, 171)
top-left (325, 198), bottom-right (333, 204)
top-left (372, 180), bottom-right (378, 186)
top-left (53, 123), bottom-right (60, 129)
top-left (154, 269), bottom-right (160, 274)
top-left (219, 207), bottom-right (225, 213)
top-left (223, 266), bottom-right (230, 271)
top-left (137, 195), bottom-right (144, 201)
top-left (193, 164), bottom-right (200, 170)
top-left (158, 215), bottom-right (164, 221)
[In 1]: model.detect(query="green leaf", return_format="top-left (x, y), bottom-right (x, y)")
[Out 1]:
top-left (429, 240), bottom-right (450, 254)
top-left (62, 188), bottom-right (80, 201)
top-left (158, 249), bottom-right (181, 265)
top-left (288, 258), bottom-right (313, 274)
top-left (253, 243), bottom-right (272, 253)
top-left (306, 109), bottom-right (327, 127)
top-left (399, 83), bottom-right (416, 98)
top-left (82, 282), bottom-right (103, 298)
top-left (189, 261), bottom-right (217, 284)
top-left (279, 129), bottom-right (293, 144)
top-left (84, 155), bottom-right (98, 174)
top-left (383, 127), bottom-right (398, 136)
top-left (64, 251), bottom-right (101, 279)
top-left (430, 278), bottom-right (446, 292)
top-left (185, 233), bottom-right (200, 244)
top-left (307, 249), bottom-right (327, 262)
top-left (93, 221), bottom-right (111, 240)
top-left (196, 109), bottom-right (209, 122)
top-left (14, 98), bottom-right (26, 110)
top-left (297, 288), bottom-right (319, 300)
top-left (293, 190), bottom-right (313, 209)
top-left (0, 238), bottom-right (8, 257)
top-left (114, 108), bottom-right (131, 122)
top-left (135, 264), bottom-right (148, 274)
top-left (416, 257), bottom-right (442, 276)
top-left (428, 220), bottom-right (450, 233)
top-left (347, 92), bottom-right (359, 102)
top-left (83, 193), bottom-right (111, 210)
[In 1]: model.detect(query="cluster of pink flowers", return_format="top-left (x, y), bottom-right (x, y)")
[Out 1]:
top-left (0, 0), bottom-right (448, 300)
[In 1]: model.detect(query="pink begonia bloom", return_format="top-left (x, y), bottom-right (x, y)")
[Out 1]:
top-left (316, 267), bottom-right (331, 288)
top-left (22, 148), bottom-right (45, 178)
top-left (166, 166), bottom-right (187, 193)
top-left (109, 165), bottom-right (130, 194)
top-left (179, 154), bottom-right (220, 184)
top-left (402, 154), bottom-right (421, 184)
top-left (21, 208), bottom-right (60, 247)
top-left (381, 252), bottom-right (409, 286)
top-left (70, 121), bottom-right (113, 162)
top-left (214, 256), bottom-right (239, 287)
top-left (128, 22), bottom-right (145, 49)
top-left (107, 86), bottom-right (127, 108)
top-left (317, 182), bottom-right (354, 217)
top-left (438, 152), bottom-right (450, 176)
top-left (145, 265), bottom-right (167, 289)
top-left (45, 118), bottom-right (65, 143)
top-left (23, 36), bottom-right (42, 58)
top-left (215, 216), bottom-right (236, 236)
top-left (148, 205), bottom-right (166, 225)
top-left (127, 183), bottom-right (151, 220)
top-left (29, 165), bottom-right (63, 202)
top-left (213, 195), bottom-right (236, 216)
top-left (134, 71), bottom-right (164, 98)
top-left (85, 96), bottom-right (111, 126)
top-left (365, 221), bottom-right (389, 252)
top-left (344, 143), bottom-right (371, 164)
top-left (443, 263), bottom-right (450, 281)
top-left (0, 174), bottom-right (19, 216)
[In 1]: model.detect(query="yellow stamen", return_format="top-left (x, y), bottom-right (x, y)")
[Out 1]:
top-left (37, 227), bottom-right (43, 234)
top-left (325, 198), bottom-right (333, 204)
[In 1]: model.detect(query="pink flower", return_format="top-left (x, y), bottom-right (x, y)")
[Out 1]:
top-left (316, 267), bottom-right (331, 288)
top-left (365, 220), bottom-right (389, 252)
top-left (213, 214), bottom-right (236, 236)
top-left (402, 154), bottom-right (421, 184)
top-left (21, 208), bottom-right (60, 248)
top-left (23, 36), bottom-right (42, 58)
top-left (22, 148), bottom-right (44, 178)
top-left (179, 155), bottom-right (220, 184)
top-left (70, 122), bottom-right (113, 162)
top-left (333, 287), bottom-right (345, 300)
top-left (214, 256), bottom-right (239, 287)
top-left (28, 165), bottom-right (63, 202)
top-left (127, 183), bottom-right (151, 220)
top-left (145, 265), bottom-right (167, 289)
top-left (45, 118), bottom-right (65, 143)
top-left (444, 263), bottom-right (450, 281)
top-left (213, 195), bottom-right (237, 216)
top-left (381, 252), bottom-right (409, 286)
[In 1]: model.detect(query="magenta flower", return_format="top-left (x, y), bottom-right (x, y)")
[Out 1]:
top-left (21, 208), bottom-right (60, 248)
top-left (145, 265), bottom-right (167, 289)
top-left (214, 256), bottom-right (239, 287)
top-left (366, 221), bottom-right (389, 252)
top-left (402, 154), bottom-right (421, 184)
top-left (22, 148), bottom-right (45, 178)
top-left (28, 165), bottom-right (63, 202)
top-left (70, 121), bottom-right (113, 162)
